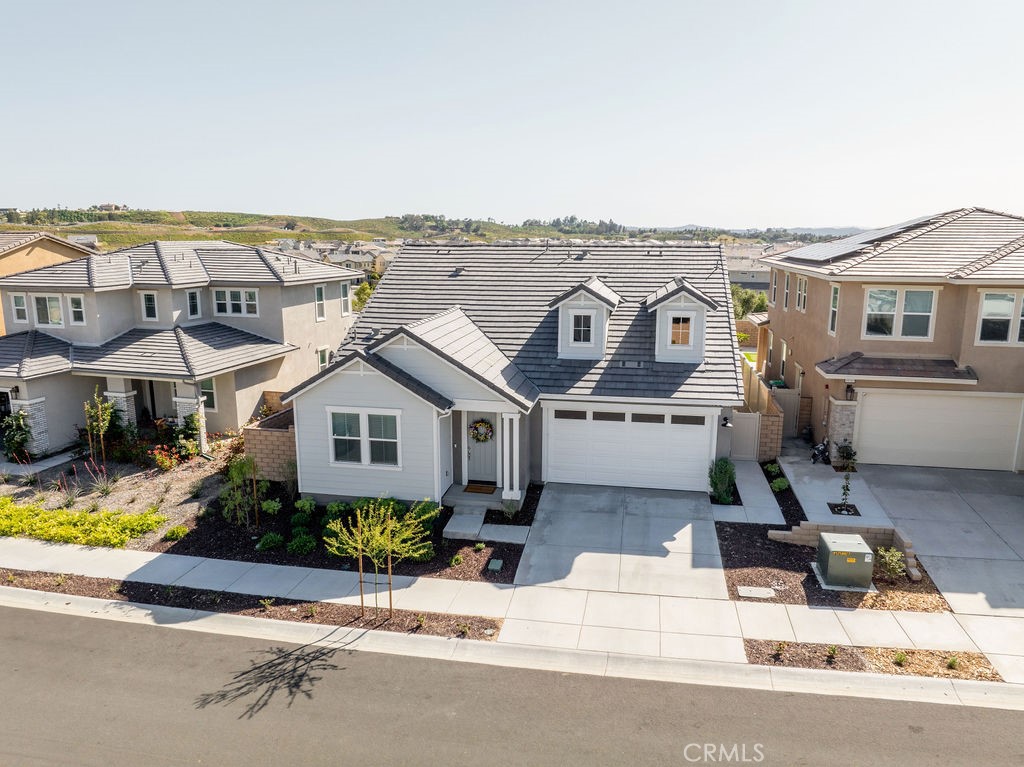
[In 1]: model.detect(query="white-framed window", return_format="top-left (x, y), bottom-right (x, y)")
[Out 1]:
top-left (340, 282), bottom-right (351, 316)
top-left (314, 284), bottom-right (326, 322)
top-left (783, 273), bottom-right (790, 310)
top-left (668, 312), bottom-right (694, 348)
top-left (316, 346), bottom-right (330, 371)
top-left (199, 378), bottom-right (216, 412)
top-left (140, 291), bottom-right (158, 321)
top-left (68, 295), bottom-right (86, 325)
top-left (863, 287), bottom-right (935, 339)
top-left (187, 290), bottom-right (201, 319)
top-left (570, 310), bottom-right (594, 345)
top-left (977, 291), bottom-right (1024, 345)
top-left (328, 408), bottom-right (401, 468)
top-left (11, 294), bottom-right (28, 324)
top-left (828, 285), bottom-right (840, 335)
top-left (766, 329), bottom-right (774, 367)
top-left (33, 295), bottom-right (63, 327)
top-left (214, 288), bottom-right (259, 316)
top-left (780, 340), bottom-right (788, 378)
top-left (796, 277), bottom-right (807, 312)
top-left (769, 270), bottom-right (777, 305)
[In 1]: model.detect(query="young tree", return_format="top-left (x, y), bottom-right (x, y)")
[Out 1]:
top-left (323, 499), bottom-right (439, 616)
top-left (83, 387), bottom-right (115, 467)
top-left (352, 281), bottom-right (374, 312)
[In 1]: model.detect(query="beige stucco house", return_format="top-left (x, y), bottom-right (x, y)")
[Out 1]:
top-left (0, 241), bottom-right (361, 455)
top-left (0, 232), bottom-right (94, 335)
top-left (759, 207), bottom-right (1024, 471)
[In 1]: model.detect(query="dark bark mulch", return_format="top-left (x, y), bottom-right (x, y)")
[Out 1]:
top-left (151, 502), bottom-right (522, 584)
top-left (760, 461), bottom-right (806, 526)
top-left (827, 502), bottom-right (861, 517)
top-left (0, 568), bottom-right (501, 641)
top-left (745, 640), bottom-right (1002, 681)
top-left (482, 482), bottom-right (542, 526)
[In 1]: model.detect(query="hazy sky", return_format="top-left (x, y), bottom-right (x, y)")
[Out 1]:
top-left (4, 1), bottom-right (1023, 228)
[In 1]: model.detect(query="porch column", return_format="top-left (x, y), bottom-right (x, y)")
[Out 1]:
top-left (11, 396), bottom-right (48, 456)
top-left (501, 412), bottom-right (521, 501)
top-left (104, 376), bottom-right (137, 428)
top-left (173, 382), bottom-right (209, 453)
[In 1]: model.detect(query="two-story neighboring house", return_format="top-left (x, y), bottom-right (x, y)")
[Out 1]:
top-left (281, 242), bottom-right (743, 503)
top-left (0, 241), bottom-right (361, 455)
top-left (760, 207), bottom-right (1024, 472)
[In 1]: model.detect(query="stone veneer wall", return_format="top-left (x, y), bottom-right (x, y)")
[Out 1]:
top-left (768, 521), bottom-right (922, 581)
top-left (243, 408), bottom-right (297, 482)
top-left (798, 396), bottom-right (813, 435)
top-left (826, 397), bottom-right (857, 462)
top-left (13, 398), bottom-right (48, 456)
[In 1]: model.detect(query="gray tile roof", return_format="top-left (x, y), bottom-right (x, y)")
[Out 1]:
top-left (371, 306), bottom-right (540, 410)
top-left (816, 352), bottom-right (978, 382)
top-left (0, 331), bottom-right (72, 379)
top-left (0, 232), bottom-right (93, 257)
top-left (548, 276), bottom-right (622, 310)
top-left (763, 208), bottom-right (1024, 280)
top-left (645, 276), bottom-right (720, 312)
top-left (348, 243), bottom-right (742, 404)
top-left (71, 322), bottom-right (296, 380)
top-left (282, 350), bottom-right (454, 410)
top-left (0, 240), bottom-right (363, 290)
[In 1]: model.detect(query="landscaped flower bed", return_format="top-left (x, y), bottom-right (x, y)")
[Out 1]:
top-left (0, 496), bottom-right (165, 547)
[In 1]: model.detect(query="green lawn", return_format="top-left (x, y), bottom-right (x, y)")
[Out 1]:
top-left (743, 351), bottom-right (757, 364)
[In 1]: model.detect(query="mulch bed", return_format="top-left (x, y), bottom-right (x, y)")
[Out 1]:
top-left (150, 502), bottom-right (522, 584)
top-left (482, 482), bottom-right (542, 526)
top-left (827, 502), bottom-right (860, 517)
top-left (716, 522), bottom-right (950, 612)
top-left (745, 639), bottom-right (1002, 682)
top-left (709, 484), bottom-right (743, 506)
top-left (759, 461), bottom-right (805, 526)
top-left (0, 568), bottom-right (501, 641)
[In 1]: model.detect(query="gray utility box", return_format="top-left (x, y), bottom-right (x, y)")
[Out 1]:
top-left (816, 533), bottom-right (874, 588)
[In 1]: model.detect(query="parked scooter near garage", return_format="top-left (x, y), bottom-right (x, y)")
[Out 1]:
top-left (811, 437), bottom-right (831, 464)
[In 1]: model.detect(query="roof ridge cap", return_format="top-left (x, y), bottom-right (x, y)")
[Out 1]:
top-left (151, 241), bottom-right (174, 285)
top-left (832, 208), bottom-right (975, 273)
top-left (18, 330), bottom-right (35, 378)
top-left (173, 325), bottom-right (197, 378)
top-left (950, 231), bottom-right (1024, 278)
top-left (253, 246), bottom-right (286, 282)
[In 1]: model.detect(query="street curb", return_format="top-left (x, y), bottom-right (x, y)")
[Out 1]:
top-left (2, 586), bottom-right (1022, 711)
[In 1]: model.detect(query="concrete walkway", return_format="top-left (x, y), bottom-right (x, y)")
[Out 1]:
top-left (0, 450), bottom-right (76, 477)
top-left (779, 453), bottom-right (892, 527)
top-left (713, 460), bottom-right (786, 524)
top-left (2, 536), bottom-right (1022, 683)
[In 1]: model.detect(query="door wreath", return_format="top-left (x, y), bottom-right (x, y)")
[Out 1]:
top-left (468, 418), bottom-right (494, 443)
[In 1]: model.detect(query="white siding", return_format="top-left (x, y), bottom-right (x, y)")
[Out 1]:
top-left (557, 294), bottom-right (608, 360)
top-left (654, 296), bottom-right (707, 364)
top-left (293, 361), bottom-right (438, 500)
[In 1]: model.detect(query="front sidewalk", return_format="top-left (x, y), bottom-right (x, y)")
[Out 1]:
top-left (1, 536), bottom-right (1023, 684)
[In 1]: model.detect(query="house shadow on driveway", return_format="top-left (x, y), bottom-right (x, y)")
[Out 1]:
top-left (513, 483), bottom-right (729, 600)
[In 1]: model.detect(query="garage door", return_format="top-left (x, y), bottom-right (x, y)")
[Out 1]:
top-left (856, 392), bottom-right (1024, 471)
top-left (545, 407), bottom-right (714, 491)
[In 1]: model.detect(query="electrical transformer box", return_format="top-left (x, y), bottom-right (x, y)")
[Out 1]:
top-left (816, 532), bottom-right (874, 588)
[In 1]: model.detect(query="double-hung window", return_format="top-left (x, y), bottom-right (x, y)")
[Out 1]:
top-left (187, 290), bottom-right (202, 319)
top-left (340, 282), bottom-right (351, 315)
top-left (669, 313), bottom-right (692, 347)
top-left (828, 285), bottom-right (840, 335)
top-left (783, 273), bottom-right (790, 309)
top-left (316, 347), bottom-right (330, 371)
top-left (796, 277), bottom-right (808, 312)
top-left (141, 292), bottom-right (158, 321)
top-left (329, 409), bottom-right (400, 467)
top-left (69, 295), bottom-right (86, 325)
top-left (199, 378), bottom-right (216, 411)
top-left (780, 340), bottom-right (788, 378)
top-left (33, 295), bottom-right (63, 326)
top-left (11, 294), bottom-right (28, 324)
top-left (767, 330), bottom-right (774, 367)
top-left (571, 312), bottom-right (593, 344)
top-left (214, 288), bottom-right (258, 316)
top-left (864, 287), bottom-right (935, 339)
top-left (769, 270), bottom-right (777, 305)
top-left (977, 292), bottom-right (1024, 344)
top-left (314, 284), bottom-right (326, 321)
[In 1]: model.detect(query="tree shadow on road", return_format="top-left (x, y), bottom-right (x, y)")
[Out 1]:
top-left (194, 633), bottom-right (354, 719)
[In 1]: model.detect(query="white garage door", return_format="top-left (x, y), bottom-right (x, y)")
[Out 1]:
top-left (545, 407), bottom-right (715, 491)
top-left (857, 392), bottom-right (1024, 471)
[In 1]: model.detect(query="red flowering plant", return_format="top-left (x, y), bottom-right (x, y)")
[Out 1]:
top-left (149, 444), bottom-right (183, 472)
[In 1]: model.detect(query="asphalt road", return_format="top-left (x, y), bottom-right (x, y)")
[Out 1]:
top-left (1, 606), bottom-right (1022, 767)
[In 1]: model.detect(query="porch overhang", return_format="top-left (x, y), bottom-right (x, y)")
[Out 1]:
top-left (815, 352), bottom-right (979, 385)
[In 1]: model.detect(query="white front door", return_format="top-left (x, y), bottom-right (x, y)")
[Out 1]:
top-left (466, 411), bottom-right (499, 482)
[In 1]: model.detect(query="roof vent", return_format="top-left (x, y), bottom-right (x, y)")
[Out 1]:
top-left (450, 266), bottom-right (465, 277)
top-left (618, 360), bottom-right (647, 369)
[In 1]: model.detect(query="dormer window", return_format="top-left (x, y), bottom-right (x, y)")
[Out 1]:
top-left (550, 276), bottom-right (620, 360)
top-left (645, 276), bottom-right (718, 364)
top-left (669, 313), bottom-right (693, 347)
top-left (572, 312), bottom-right (594, 345)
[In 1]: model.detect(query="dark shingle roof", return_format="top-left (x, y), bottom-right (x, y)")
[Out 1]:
top-left (282, 350), bottom-right (454, 410)
top-left (371, 307), bottom-right (540, 410)
top-left (548, 276), bottom-right (622, 310)
top-left (645, 276), bottom-right (720, 312)
top-left (0, 331), bottom-right (72, 379)
top-left (349, 243), bottom-right (742, 403)
top-left (0, 241), bottom-right (363, 289)
top-left (71, 323), bottom-right (295, 380)
top-left (816, 352), bottom-right (978, 382)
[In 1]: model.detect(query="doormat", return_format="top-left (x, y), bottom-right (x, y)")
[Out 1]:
top-left (465, 484), bottom-right (497, 494)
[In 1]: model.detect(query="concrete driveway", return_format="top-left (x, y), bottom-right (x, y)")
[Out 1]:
top-left (512, 483), bottom-right (728, 599)
top-left (856, 464), bottom-right (1024, 618)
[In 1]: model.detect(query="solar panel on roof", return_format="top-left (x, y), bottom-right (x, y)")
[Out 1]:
top-left (785, 211), bottom-right (949, 263)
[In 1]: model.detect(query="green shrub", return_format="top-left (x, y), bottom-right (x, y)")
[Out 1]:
top-left (410, 543), bottom-right (435, 563)
top-left (162, 525), bottom-right (189, 542)
top-left (290, 525), bottom-right (310, 539)
top-left (876, 546), bottom-right (906, 583)
top-left (290, 511), bottom-right (312, 529)
top-left (321, 501), bottom-right (348, 531)
top-left (769, 477), bottom-right (790, 493)
top-left (764, 463), bottom-right (782, 477)
top-left (708, 458), bottom-right (736, 504)
top-left (2, 410), bottom-right (32, 462)
top-left (261, 498), bottom-right (282, 516)
top-left (352, 496), bottom-right (407, 518)
top-left (449, 553), bottom-right (464, 567)
top-left (474, 542), bottom-right (486, 552)
top-left (257, 531), bottom-right (285, 551)
top-left (893, 651), bottom-right (907, 667)
top-left (287, 532), bottom-right (317, 556)
top-left (0, 497), bottom-right (164, 547)
top-left (294, 497), bottom-right (317, 515)
top-left (946, 655), bottom-right (959, 670)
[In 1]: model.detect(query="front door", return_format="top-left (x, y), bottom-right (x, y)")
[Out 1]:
top-left (0, 391), bottom-right (10, 421)
top-left (466, 411), bottom-right (498, 483)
